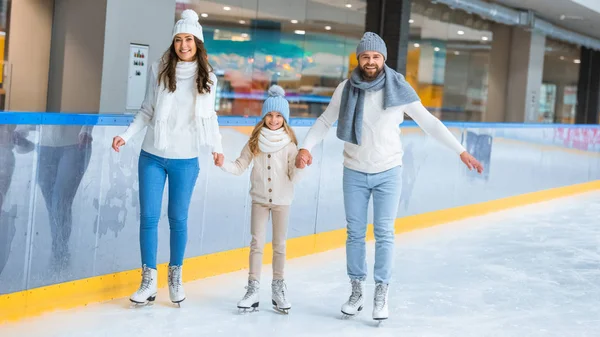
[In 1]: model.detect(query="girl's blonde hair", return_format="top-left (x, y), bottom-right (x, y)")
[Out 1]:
top-left (248, 118), bottom-right (297, 156)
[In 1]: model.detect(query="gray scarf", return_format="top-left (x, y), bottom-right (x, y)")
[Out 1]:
top-left (338, 64), bottom-right (420, 145)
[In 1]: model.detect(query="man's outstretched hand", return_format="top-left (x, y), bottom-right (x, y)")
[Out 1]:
top-left (460, 151), bottom-right (484, 174)
top-left (295, 149), bottom-right (312, 168)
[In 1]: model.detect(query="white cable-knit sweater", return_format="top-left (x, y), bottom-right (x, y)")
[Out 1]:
top-left (221, 142), bottom-right (301, 206)
top-left (301, 80), bottom-right (466, 174)
top-left (118, 61), bottom-right (223, 159)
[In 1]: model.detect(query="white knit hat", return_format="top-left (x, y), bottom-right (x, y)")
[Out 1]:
top-left (172, 9), bottom-right (204, 42)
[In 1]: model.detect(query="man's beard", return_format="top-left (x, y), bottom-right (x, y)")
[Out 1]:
top-left (359, 64), bottom-right (383, 81)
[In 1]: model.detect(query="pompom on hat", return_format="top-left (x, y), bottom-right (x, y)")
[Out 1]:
top-left (172, 9), bottom-right (204, 41)
top-left (261, 85), bottom-right (290, 123)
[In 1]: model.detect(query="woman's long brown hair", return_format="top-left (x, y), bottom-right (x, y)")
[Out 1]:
top-left (248, 118), bottom-right (298, 156)
top-left (158, 36), bottom-right (213, 94)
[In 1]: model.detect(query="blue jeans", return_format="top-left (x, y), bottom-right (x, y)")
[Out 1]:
top-left (343, 165), bottom-right (402, 284)
top-left (138, 150), bottom-right (199, 269)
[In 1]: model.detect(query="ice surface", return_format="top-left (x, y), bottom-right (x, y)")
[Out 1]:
top-left (2, 191), bottom-right (600, 337)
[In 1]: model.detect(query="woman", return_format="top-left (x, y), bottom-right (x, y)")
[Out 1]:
top-left (112, 9), bottom-right (224, 306)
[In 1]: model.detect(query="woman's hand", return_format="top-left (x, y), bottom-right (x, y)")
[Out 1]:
top-left (213, 152), bottom-right (224, 167)
top-left (112, 136), bottom-right (125, 152)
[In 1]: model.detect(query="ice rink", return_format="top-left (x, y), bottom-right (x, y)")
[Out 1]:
top-left (2, 191), bottom-right (600, 337)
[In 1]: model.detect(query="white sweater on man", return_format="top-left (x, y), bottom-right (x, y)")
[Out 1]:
top-left (118, 61), bottom-right (223, 159)
top-left (301, 80), bottom-right (466, 174)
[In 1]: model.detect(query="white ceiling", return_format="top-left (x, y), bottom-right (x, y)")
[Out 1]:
top-left (180, 0), bottom-right (600, 44)
top-left (489, 0), bottom-right (600, 40)
top-left (309, 0), bottom-right (367, 13)
top-left (178, 0), bottom-right (366, 37)
top-left (177, 0), bottom-right (598, 51)
top-left (179, 0), bottom-right (494, 44)
top-left (411, 13), bottom-right (493, 42)
top-left (571, 0), bottom-right (600, 13)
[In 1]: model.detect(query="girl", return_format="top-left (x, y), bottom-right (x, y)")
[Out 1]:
top-left (218, 85), bottom-right (302, 313)
top-left (111, 9), bottom-right (224, 306)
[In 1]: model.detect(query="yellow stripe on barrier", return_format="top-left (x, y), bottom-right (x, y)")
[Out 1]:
top-left (1, 180), bottom-right (599, 323)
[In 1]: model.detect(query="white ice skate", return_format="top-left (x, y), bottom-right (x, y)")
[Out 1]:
top-left (372, 282), bottom-right (389, 321)
top-left (237, 279), bottom-right (260, 312)
top-left (168, 265), bottom-right (185, 306)
top-left (271, 279), bottom-right (291, 314)
top-left (341, 279), bottom-right (365, 317)
top-left (130, 265), bottom-right (157, 306)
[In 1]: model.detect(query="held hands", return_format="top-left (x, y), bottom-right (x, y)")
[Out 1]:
top-left (460, 151), bottom-right (484, 174)
top-left (213, 152), bottom-right (224, 167)
top-left (295, 149), bottom-right (312, 169)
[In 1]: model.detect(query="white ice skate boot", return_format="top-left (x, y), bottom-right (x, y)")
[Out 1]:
top-left (341, 279), bottom-right (365, 317)
top-left (237, 279), bottom-right (260, 312)
top-left (372, 282), bottom-right (389, 320)
top-left (271, 279), bottom-right (291, 314)
top-left (168, 265), bottom-right (185, 305)
top-left (130, 265), bottom-right (157, 305)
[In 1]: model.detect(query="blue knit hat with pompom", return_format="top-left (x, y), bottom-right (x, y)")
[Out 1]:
top-left (261, 85), bottom-right (290, 123)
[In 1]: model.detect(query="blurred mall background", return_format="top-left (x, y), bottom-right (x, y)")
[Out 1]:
top-left (1, 0), bottom-right (598, 124)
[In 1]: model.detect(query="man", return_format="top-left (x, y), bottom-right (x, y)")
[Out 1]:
top-left (295, 32), bottom-right (483, 321)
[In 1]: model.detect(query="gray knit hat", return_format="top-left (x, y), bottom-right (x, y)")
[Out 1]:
top-left (356, 32), bottom-right (387, 60)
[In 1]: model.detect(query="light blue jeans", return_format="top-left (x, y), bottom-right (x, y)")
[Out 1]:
top-left (138, 150), bottom-right (199, 269)
top-left (343, 165), bottom-right (402, 284)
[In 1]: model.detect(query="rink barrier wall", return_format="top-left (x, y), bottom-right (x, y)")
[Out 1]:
top-left (1, 113), bottom-right (600, 323)
top-left (2, 179), bottom-right (599, 323)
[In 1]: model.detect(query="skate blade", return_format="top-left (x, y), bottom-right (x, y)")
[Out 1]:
top-left (341, 305), bottom-right (363, 319)
top-left (273, 307), bottom-right (290, 314)
top-left (373, 314), bottom-right (388, 327)
top-left (171, 298), bottom-right (185, 308)
top-left (374, 318), bottom-right (387, 327)
top-left (129, 295), bottom-right (156, 308)
top-left (237, 302), bottom-right (259, 314)
top-left (130, 302), bottom-right (154, 308)
top-left (238, 307), bottom-right (259, 314)
top-left (271, 300), bottom-right (290, 314)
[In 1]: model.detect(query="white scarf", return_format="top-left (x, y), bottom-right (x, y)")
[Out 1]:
top-left (153, 61), bottom-right (218, 151)
top-left (258, 127), bottom-right (291, 153)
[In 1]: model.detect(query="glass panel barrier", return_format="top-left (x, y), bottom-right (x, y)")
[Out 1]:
top-left (0, 124), bottom-right (37, 294)
top-left (0, 117), bottom-right (599, 296)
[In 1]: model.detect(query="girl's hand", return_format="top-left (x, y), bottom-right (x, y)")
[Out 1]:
top-left (112, 136), bottom-right (125, 152)
top-left (213, 152), bottom-right (224, 167)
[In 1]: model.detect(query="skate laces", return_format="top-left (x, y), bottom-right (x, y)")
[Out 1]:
top-left (348, 280), bottom-right (363, 304)
top-left (138, 266), bottom-right (153, 292)
top-left (272, 279), bottom-right (286, 300)
top-left (168, 266), bottom-right (182, 290)
top-left (243, 280), bottom-right (259, 300)
top-left (374, 283), bottom-right (388, 310)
